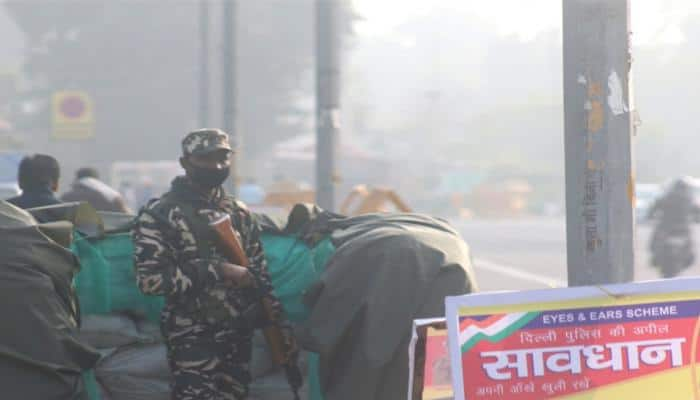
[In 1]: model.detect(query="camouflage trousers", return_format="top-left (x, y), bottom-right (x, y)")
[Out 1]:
top-left (165, 322), bottom-right (253, 400)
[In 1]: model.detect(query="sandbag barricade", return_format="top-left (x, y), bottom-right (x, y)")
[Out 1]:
top-left (0, 201), bottom-right (101, 399)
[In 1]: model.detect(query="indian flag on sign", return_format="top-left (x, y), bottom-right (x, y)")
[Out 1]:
top-left (459, 312), bottom-right (540, 353)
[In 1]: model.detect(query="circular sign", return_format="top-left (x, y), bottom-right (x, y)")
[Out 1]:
top-left (59, 96), bottom-right (86, 119)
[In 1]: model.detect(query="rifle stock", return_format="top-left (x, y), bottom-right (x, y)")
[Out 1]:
top-left (209, 214), bottom-right (290, 366)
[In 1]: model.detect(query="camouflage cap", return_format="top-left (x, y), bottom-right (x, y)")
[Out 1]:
top-left (181, 128), bottom-right (232, 157)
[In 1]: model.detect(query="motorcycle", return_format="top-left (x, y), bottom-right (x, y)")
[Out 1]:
top-left (650, 228), bottom-right (694, 279)
top-left (646, 178), bottom-right (700, 279)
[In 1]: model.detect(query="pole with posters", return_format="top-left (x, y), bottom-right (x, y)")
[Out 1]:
top-left (563, 0), bottom-right (635, 286)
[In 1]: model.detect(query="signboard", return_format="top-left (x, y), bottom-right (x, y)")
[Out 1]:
top-left (52, 91), bottom-right (94, 139)
top-left (445, 278), bottom-right (700, 399)
top-left (409, 318), bottom-right (454, 400)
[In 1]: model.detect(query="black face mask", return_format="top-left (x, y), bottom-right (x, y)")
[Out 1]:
top-left (187, 164), bottom-right (230, 189)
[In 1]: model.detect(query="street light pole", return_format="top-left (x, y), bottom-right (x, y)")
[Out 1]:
top-left (315, 0), bottom-right (342, 211)
top-left (198, 0), bottom-right (209, 128)
top-left (222, 0), bottom-right (238, 195)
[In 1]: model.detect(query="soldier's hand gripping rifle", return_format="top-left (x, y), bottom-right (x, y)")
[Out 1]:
top-left (209, 214), bottom-right (303, 400)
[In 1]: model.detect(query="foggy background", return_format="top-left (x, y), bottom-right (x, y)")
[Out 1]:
top-left (0, 0), bottom-right (699, 218)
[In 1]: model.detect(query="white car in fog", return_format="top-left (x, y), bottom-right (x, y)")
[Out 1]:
top-left (0, 182), bottom-right (20, 202)
top-left (636, 183), bottom-right (662, 223)
top-left (0, 152), bottom-right (22, 202)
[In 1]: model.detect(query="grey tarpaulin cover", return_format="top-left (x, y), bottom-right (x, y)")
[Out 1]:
top-left (258, 205), bottom-right (477, 400)
top-left (95, 343), bottom-right (171, 400)
top-left (0, 201), bottom-right (101, 399)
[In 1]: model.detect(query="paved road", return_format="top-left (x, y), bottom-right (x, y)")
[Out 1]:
top-left (451, 217), bottom-right (700, 292)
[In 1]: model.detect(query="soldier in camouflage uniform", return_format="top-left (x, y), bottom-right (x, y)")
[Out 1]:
top-left (132, 129), bottom-right (299, 400)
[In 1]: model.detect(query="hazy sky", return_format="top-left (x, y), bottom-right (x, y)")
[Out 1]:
top-left (0, 5), bottom-right (23, 69)
top-left (342, 0), bottom-right (700, 172)
top-left (352, 0), bottom-right (700, 47)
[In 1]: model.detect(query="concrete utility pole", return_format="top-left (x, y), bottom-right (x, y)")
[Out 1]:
top-left (198, 0), bottom-right (209, 128)
top-left (222, 0), bottom-right (238, 194)
top-left (563, 0), bottom-right (635, 286)
top-left (315, 0), bottom-right (342, 211)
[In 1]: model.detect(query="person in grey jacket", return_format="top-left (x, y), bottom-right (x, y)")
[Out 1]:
top-left (61, 167), bottom-right (131, 213)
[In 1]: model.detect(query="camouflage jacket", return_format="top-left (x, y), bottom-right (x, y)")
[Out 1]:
top-left (132, 176), bottom-right (292, 338)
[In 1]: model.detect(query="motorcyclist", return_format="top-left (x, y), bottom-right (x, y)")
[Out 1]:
top-left (648, 177), bottom-right (700, 278)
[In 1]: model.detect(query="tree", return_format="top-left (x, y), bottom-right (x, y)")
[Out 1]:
top-left (4, 0), bottom-right (355, 176)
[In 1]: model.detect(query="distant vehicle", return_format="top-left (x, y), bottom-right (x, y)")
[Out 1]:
top-left (653, 229), bottom-right (694, 278)
top-left (647, 177), bottom-right (700, 278)
top-left (636, 183), bottom-right (662, 222)
top-left (110, 161), bottom-right (184, 210)
top-left (687, 177), bottom-right (700, 204)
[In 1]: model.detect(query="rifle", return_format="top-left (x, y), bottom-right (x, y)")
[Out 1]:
top-left (209, 213), bottom-right (302, 398)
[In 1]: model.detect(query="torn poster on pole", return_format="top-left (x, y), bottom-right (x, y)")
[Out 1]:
top-left (445, 278), bottom-right (700, 400)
